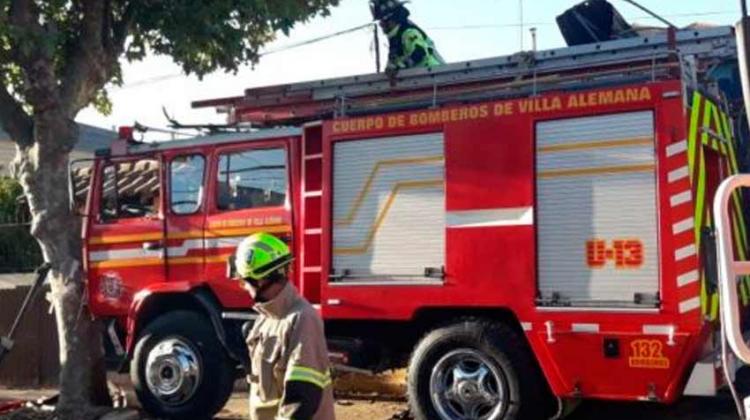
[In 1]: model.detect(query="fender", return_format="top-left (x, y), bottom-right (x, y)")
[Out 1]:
top-left (125, 282), bottom-right (241, 362)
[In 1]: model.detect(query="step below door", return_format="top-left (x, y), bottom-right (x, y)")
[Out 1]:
top-left (332, 133), bottom-right (445, 284)
top-left (536, 111), bottom-right (660, 308)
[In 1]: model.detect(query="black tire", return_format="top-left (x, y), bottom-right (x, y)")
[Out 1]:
top-left (407, 319), bottom-right (553, 420)
top-left (131, 310), bottom-right (235, 420)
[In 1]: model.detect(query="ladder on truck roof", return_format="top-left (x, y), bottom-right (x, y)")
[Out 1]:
top-left (193, 26), bottom-right (737, 125)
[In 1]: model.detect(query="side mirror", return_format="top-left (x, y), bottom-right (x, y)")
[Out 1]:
top-left (227, 255), bottom-right (237, 279)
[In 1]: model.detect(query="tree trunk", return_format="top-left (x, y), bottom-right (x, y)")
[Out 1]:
top-left (12, 112), bottom-right (110, 419)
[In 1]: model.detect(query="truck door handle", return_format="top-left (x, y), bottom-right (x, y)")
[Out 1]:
top-left (143, 241), bottom-right (164, 251)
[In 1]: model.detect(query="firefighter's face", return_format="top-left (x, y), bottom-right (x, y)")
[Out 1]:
top-left (380, 18), bottom-right (396, 32)
top-left (241, 278), bottom-right (263, 299)
top-left (242, 266), bottom-right (289, 301)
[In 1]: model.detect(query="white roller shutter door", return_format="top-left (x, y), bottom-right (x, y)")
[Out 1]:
top-left (536, 111), bottom-right (660, 306)
top-left (332, 133), bottom-right (445, 282)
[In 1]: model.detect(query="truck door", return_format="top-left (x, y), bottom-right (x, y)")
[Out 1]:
top-left (86, 156), bottom-right (166, 315)
top-left (535, 110), bottom-right (660, 308)
top-left (205, 139), bottom-right (294, 308)
top-left (164, 151), bottom-right (207, 283)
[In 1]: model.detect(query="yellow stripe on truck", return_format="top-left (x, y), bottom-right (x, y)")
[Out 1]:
top-left (334, 179), bottom-right (443, 255)
top-left (334, 155), bottom-right (444, 227)
top-left (538, 136), bottom-right (653, 153)
top-left (537, 163), bottom-right (654, 180)
top-left (89, 232), bottom-right (164, 245)
top-left (89, 225), bottom-right (291, 245)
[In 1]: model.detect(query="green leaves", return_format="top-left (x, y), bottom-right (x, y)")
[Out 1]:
top-left (0, 0), bottom-right (340, 122)
top-left (125, 0), bottom-right (340, 77)
top-left (0, 176), bottom-right (22, 220)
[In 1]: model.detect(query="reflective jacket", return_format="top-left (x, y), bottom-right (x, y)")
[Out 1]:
top-left (246, 283), bottom-right (335, 420)
top-left (386, 21), bottom-right (444, 70)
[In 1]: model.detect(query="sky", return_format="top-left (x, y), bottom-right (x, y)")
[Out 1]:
top-left (76, 0), bottom-right (744, 136)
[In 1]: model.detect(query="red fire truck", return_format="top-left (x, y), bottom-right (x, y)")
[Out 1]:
top-left (75, 26), bottom-right (749, 419)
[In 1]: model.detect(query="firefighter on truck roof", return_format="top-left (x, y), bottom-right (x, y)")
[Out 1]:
top-left (231, 233), bottom-right (335, 420)
top-left (370, 0), bottom-right (445, 79)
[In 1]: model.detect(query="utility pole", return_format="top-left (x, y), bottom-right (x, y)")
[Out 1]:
top-left (374, 24), bottom-right (382, 73)
top-left (519, 0), bottom-right (524, 50)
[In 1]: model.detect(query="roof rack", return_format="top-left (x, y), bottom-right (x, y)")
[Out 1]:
top-left (193, 26), bottom-right (737, 125)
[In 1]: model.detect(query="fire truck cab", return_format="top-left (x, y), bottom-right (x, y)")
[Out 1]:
top-left (77, 26), bottom-right (750, 419)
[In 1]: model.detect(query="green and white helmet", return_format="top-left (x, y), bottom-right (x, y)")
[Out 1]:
top-left (235, 233), bottom-right (292, 281)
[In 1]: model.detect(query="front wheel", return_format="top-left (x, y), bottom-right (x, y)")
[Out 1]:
top-left (407, 319), bottom-right (552, 420)
top-left (131, 310), bottom-right (235, 420)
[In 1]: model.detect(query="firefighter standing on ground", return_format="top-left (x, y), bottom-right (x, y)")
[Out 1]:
top-left (370, 0), bottom-right (445, 79)
top-left (232, 233), bottom-right (335, 420)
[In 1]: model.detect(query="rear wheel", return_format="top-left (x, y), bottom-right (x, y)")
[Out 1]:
top-left (407, 319), bottom-right (552, 420)
top-left (131, 310), bottom-right (235, 420)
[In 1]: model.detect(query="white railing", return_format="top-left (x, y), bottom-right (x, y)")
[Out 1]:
top-left (715, 176), bottom-right (750, 363)
top-left (714, 175), bottom-right (750, 419)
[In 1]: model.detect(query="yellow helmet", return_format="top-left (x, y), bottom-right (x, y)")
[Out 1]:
top-left (234, 233), bottom-right (292, 281)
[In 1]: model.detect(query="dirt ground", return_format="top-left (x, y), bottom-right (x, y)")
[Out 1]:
top-left (217, 394), bottom-right (407, 419)
top-left (0, 392), bottom-right (743, 420)
top-left (0, 371), bottom-right (744, 420)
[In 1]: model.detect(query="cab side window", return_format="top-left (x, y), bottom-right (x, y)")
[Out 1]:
top-left (170, 155), bottom-right (205, 215)
top-left (216, 148), bottom-right (287, 211)
top-left (100, 159), bottom-right (160, 220)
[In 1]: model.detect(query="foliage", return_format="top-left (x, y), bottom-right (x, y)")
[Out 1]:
top-left (0, 224), bottom-right (42, 273)
top-left (0, 0), bottom-right (340, 120)
top-left (0, 176), bottom-right (39, 273)
top-left (0, 176), bottom-right (22, 221)
top-left (0, 0), bottom-right (341, 412)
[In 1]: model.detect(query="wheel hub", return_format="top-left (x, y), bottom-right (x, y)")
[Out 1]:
top-left (430, 349), bottom-right (508, 420)
top-left (145, 338), bottom-right (201, 406)
top-left (457, 381), bottom-right (481, 401)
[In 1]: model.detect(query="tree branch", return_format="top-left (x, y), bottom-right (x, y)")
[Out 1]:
top-left (112, 2), bottom-right (136, 52)
top-left (9, 0), bottom-right (60, 112)
top-left (0, 73), bottom-right (33, 147)
top-left (60, 0), bottom-right (116, 116)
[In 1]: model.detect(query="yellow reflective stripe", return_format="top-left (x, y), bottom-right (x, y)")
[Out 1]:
top-left (694, 148), bottom-right (707, 250)
top-left (287, 366), bottom-right (331, 381)
top-left (286, 366), bottom-right (332, 389)
top-left (700, 274), bottom-right (709, 314)
top-left (688, 93), bottom-right (702, 181)
top-left (287, 374), bottom-right (332, 389)
top-left (702, 100), bottom-right (714, 149)
top-left (711, 103), bottom-right (728, 155)
top-left (711, 293), bottom-right (720, 321)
